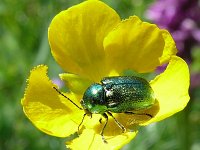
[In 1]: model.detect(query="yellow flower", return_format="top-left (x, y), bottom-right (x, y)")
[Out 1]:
top-left (21, 0), bottom-right (190, 149)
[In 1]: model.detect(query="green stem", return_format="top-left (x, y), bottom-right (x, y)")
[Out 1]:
top-left (176, 96), bottom-right (192, 150)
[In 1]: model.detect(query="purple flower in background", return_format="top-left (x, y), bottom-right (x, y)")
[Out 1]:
top-left (146, 0), bottom-right (200, 61)
top-left (52, 78), bottom-right (64, 89)
top-left (146, 0), bottom-right (200, 88)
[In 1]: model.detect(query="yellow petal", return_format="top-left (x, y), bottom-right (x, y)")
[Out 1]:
top-left (59, 73), bottom-right (93, 95)
top-left (48, 0), bottom-right (120, 81)
top-left (104, 16), bottom-right (165, 73)
top-left (68, 128), bottom-right (137, 150)
top-left (159, 30), bottom-right (178, 64)
top-left (21, 65), bottom-right (83, 137)
top-left (143, 56), bottom-right (190, 125)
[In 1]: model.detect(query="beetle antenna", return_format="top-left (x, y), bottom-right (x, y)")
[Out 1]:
top-left (53, 87), bottom-right (83, 110)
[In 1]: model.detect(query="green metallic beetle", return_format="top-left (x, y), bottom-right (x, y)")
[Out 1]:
top-left (54, 76), bottom-right (155, 143)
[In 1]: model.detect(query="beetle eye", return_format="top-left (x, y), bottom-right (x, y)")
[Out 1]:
top-left (80, 99), bottom-right (83, 104)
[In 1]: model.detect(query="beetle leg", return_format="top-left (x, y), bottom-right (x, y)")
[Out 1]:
top-left (99, 117), bottom-right (102, 124)
top-left (107, 112), bottom-right (126, 133)
top-left (100, 113), bottom-right (108, 143)
top-left (125, 111), bottom-right (153, 118)
top-left (78, 113), bottom-right (87, 133)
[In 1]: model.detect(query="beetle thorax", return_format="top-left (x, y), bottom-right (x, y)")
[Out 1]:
top-left (81, 83), bottom-right (108, 114)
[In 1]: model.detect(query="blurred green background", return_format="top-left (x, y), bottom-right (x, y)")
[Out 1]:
top-left (0, 0), bottom-right (200, 150)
